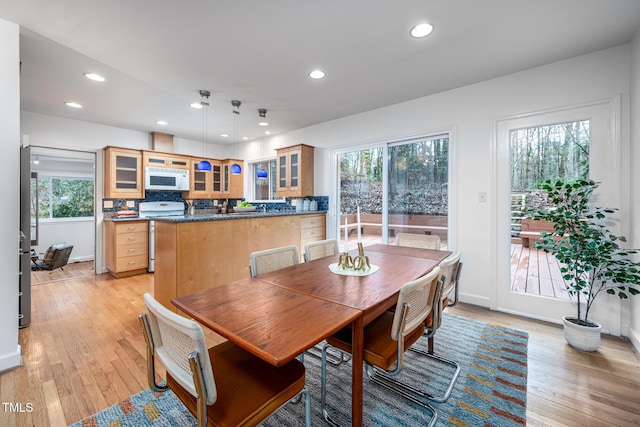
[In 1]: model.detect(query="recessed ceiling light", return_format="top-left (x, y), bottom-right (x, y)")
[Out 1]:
top-left (191, 102), bottom-right (203, 109)
top-left (258, 121), bottom-right (269, 126)
top-left (65, 102), bottom-right (83, 108)
top-left (410, 23), bottom-right (434, 38)
top-left (265, 131), bottom-right (271, 135)
top-left (242, 136), bottom-right (249, 140)
top-left (156, 120), bottom-right (168, 125)
top-left (309, 69), bottom-right (325, 79)
top-left (220, 133), bottom-right (229, 137)
top-left (84, 72), bottom-right (105, 82)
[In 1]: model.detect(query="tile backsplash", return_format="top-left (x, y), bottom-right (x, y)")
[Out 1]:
top-left (103, 193), bottom-right (328, 216)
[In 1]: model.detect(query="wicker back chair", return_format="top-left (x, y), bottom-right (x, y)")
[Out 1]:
top-left (304, 238), bottom-right (339, 262)
top-left (395, 232), bottom-right (441, 250)
top-left (321, 267), bottom-right (445, 426)
top-left (249, 245), bottom-right (300, 277)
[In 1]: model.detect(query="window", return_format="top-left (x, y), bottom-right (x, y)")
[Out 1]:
top-left (250, 160), bottom-right (280, 201)
top-left (35, 176), bottom-right (94, 219)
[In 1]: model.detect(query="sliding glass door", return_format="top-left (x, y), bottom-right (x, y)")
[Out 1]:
top-left (388, 136), bottom-right (448, 248)
top-left (336, 134), bottom-right (449, 249)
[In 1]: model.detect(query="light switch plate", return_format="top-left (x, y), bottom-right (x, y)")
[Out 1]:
top-left (291, 199), bottom-right (297, 206)
top-left (478, 192), bottom-right (487, 203)
top-left (126, 200), bottom-right (135, 207)
top-left (103, 200), bottom-right (114, 209)
top-left (213, 200), bottom-right (218, 206)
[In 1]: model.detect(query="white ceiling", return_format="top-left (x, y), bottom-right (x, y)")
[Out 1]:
top-left (2, 1), bottom-right (640, 145)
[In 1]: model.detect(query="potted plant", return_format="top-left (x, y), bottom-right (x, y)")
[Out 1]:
top-left (530, 179), bottom-right (640, 351)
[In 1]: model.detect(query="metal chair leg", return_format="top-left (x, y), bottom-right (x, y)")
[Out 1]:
top-left (321, 342), bottom-right (438, 427)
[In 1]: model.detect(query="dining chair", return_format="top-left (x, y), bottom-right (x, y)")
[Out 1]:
top-left (249, 245), bottom-right (300, 277)
top-left (139, 293), bottom-right (311, 427)
top-left (395, 232), bottom-right (441, 250)
top-left (422, 251), bottom-right (463, 354)
top-left (304, 238), bottom-right (339, 262)
top-left (320, 267), bottom-right (442, 426)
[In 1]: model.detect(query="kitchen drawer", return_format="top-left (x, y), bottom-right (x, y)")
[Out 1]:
top-left (115, 221), bottom-right (148, 234)
top-left (115, 242), bottom-right (148, 259)
top-left (115, 231), bottom-right (148, 246)
top-left (301, 215), bottom-right (324, 229)
top-left (114, 254), bottom-right (148, 272)
top-left (301, 226), bottom-right (325, 240)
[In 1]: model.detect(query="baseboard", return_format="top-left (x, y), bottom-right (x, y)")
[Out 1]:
top-left (69, 255), bottom-right (94, 263)
top-left (459, 293), bottom-right (490, 307)
top-left (628, 324), bottom-right (640, 353)
top-left (0, 345), bottom-right (21, 373)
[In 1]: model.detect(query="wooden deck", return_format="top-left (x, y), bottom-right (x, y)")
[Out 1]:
top-left (511, 243), bottom-right (573, 300)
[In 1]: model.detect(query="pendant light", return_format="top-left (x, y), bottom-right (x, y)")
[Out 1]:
top-left (256, 108), bottom-right (268, 179)
top-left (230, 100), bottom-right (242, 175)
top-left (196, 90), bottom-right (212, 171)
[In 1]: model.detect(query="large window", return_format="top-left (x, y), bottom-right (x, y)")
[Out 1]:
top-left (337, 134), bottom-right (449, 247)
top-left (34, 176), bottom-right (94, 219)
top-left (250, 160), bottom-right (279, 201)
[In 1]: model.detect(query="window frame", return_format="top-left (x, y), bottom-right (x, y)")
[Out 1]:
top-left (247, 158), bottom-right (285, 203)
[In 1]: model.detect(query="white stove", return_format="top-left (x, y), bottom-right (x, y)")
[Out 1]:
top-left (138, 201), bottom-right (185, 272)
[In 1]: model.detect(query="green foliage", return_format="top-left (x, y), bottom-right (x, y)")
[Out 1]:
top-left (35, 177), bottom-right (94, 218)
top-left (531, 179), bottom-right (640, 324)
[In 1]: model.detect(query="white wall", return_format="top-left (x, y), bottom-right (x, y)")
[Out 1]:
top-left (0, 18), bottom-right (21, 371)
top-left (238, 45), bottom-right (634, 337)
top-left (33, 220), bottom-right (94, 263)
top-left (629, 27), bottom-right (640, 350)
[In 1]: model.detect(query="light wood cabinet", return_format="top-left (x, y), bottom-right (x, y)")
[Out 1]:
top-left (300, 214), bottom-right (326, 250)
top-left (222, 159), bottom-right (244, 199)
top-left (104, 220), bottom-right (148, 277)
top-left (276, 144), bottom-right (314, 198)
top-left (104, 146), bottom-right (143, 199)
top-left (142, 150), bottom-right (190, 169)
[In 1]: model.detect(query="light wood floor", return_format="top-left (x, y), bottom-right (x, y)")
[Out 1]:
top-left (2, 270), bottom-right (639, 426)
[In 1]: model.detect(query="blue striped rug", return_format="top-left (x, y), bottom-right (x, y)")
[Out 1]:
top-left (70, 313), bottom-right (528, 426)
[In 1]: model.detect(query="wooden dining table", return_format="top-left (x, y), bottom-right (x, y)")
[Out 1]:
top-left (172, 244), bottom-right (451, 426)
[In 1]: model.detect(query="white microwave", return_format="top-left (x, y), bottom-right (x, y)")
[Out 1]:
top-left (145, 167), bottom-right (190, 191)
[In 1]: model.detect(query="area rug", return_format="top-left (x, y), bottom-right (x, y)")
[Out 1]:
top-left (69, 313), bottom-right (528, 426)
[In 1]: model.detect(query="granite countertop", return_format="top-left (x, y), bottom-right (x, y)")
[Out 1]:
top-left (105, 210), bottom-right (327, 222)
top-left (153, 210), bottom-right (327, 223)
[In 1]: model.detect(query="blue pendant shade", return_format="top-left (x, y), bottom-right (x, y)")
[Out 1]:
top-left (257, 168), bottom-right (268, 179)
top-left (197, 160), bottom-right (212, 171)
top-left (230, 163), bottom-right (242, 175)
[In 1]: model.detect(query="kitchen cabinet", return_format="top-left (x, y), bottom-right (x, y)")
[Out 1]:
top-left (103, 146), bottom-right (144, 199)
top-left (142, 150), bottom-right (190, 170)
top-left (300, 214), bottom-right (326, 251)
top-left (104, 220), bottom-right (148, 277)
top-left (183, 158), bottom-right (213, 199)
top-left (222, 159), bottom-right (244, 199)
top-left (276, 144), bottom-right (314, 198)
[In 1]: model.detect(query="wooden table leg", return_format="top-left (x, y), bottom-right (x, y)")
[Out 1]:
top-left (351, 316), bottom-right (364, 427)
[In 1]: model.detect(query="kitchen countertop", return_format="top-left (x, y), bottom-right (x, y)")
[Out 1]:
top-left (104, 210), bottom-right (327, 222)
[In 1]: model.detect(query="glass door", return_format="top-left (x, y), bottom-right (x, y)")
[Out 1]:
top-left (387, 136), bottom-right (449, 249)
top-left (495, 101), bottom-right (616, 323)
top-left (337, 147), bottom-right (384, 248)
top-left (336, 134), bottom-right (450, 250)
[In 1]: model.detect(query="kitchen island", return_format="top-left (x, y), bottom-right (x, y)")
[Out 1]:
top-left (153, 210), bottom-right (326, 310)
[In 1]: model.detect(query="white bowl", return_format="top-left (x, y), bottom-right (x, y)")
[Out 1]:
top-left (234, 206), bottom-right (257, 212)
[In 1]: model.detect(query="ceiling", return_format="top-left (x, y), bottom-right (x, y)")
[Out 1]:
top-left (2, 1), bottom-right (640, 145)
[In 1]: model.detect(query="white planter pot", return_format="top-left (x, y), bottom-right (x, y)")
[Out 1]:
top-left (562, 315), bottom-right (601, 352)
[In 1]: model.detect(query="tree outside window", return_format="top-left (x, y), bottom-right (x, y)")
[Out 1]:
top-left (35, 176), bottom-right (94, 218)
